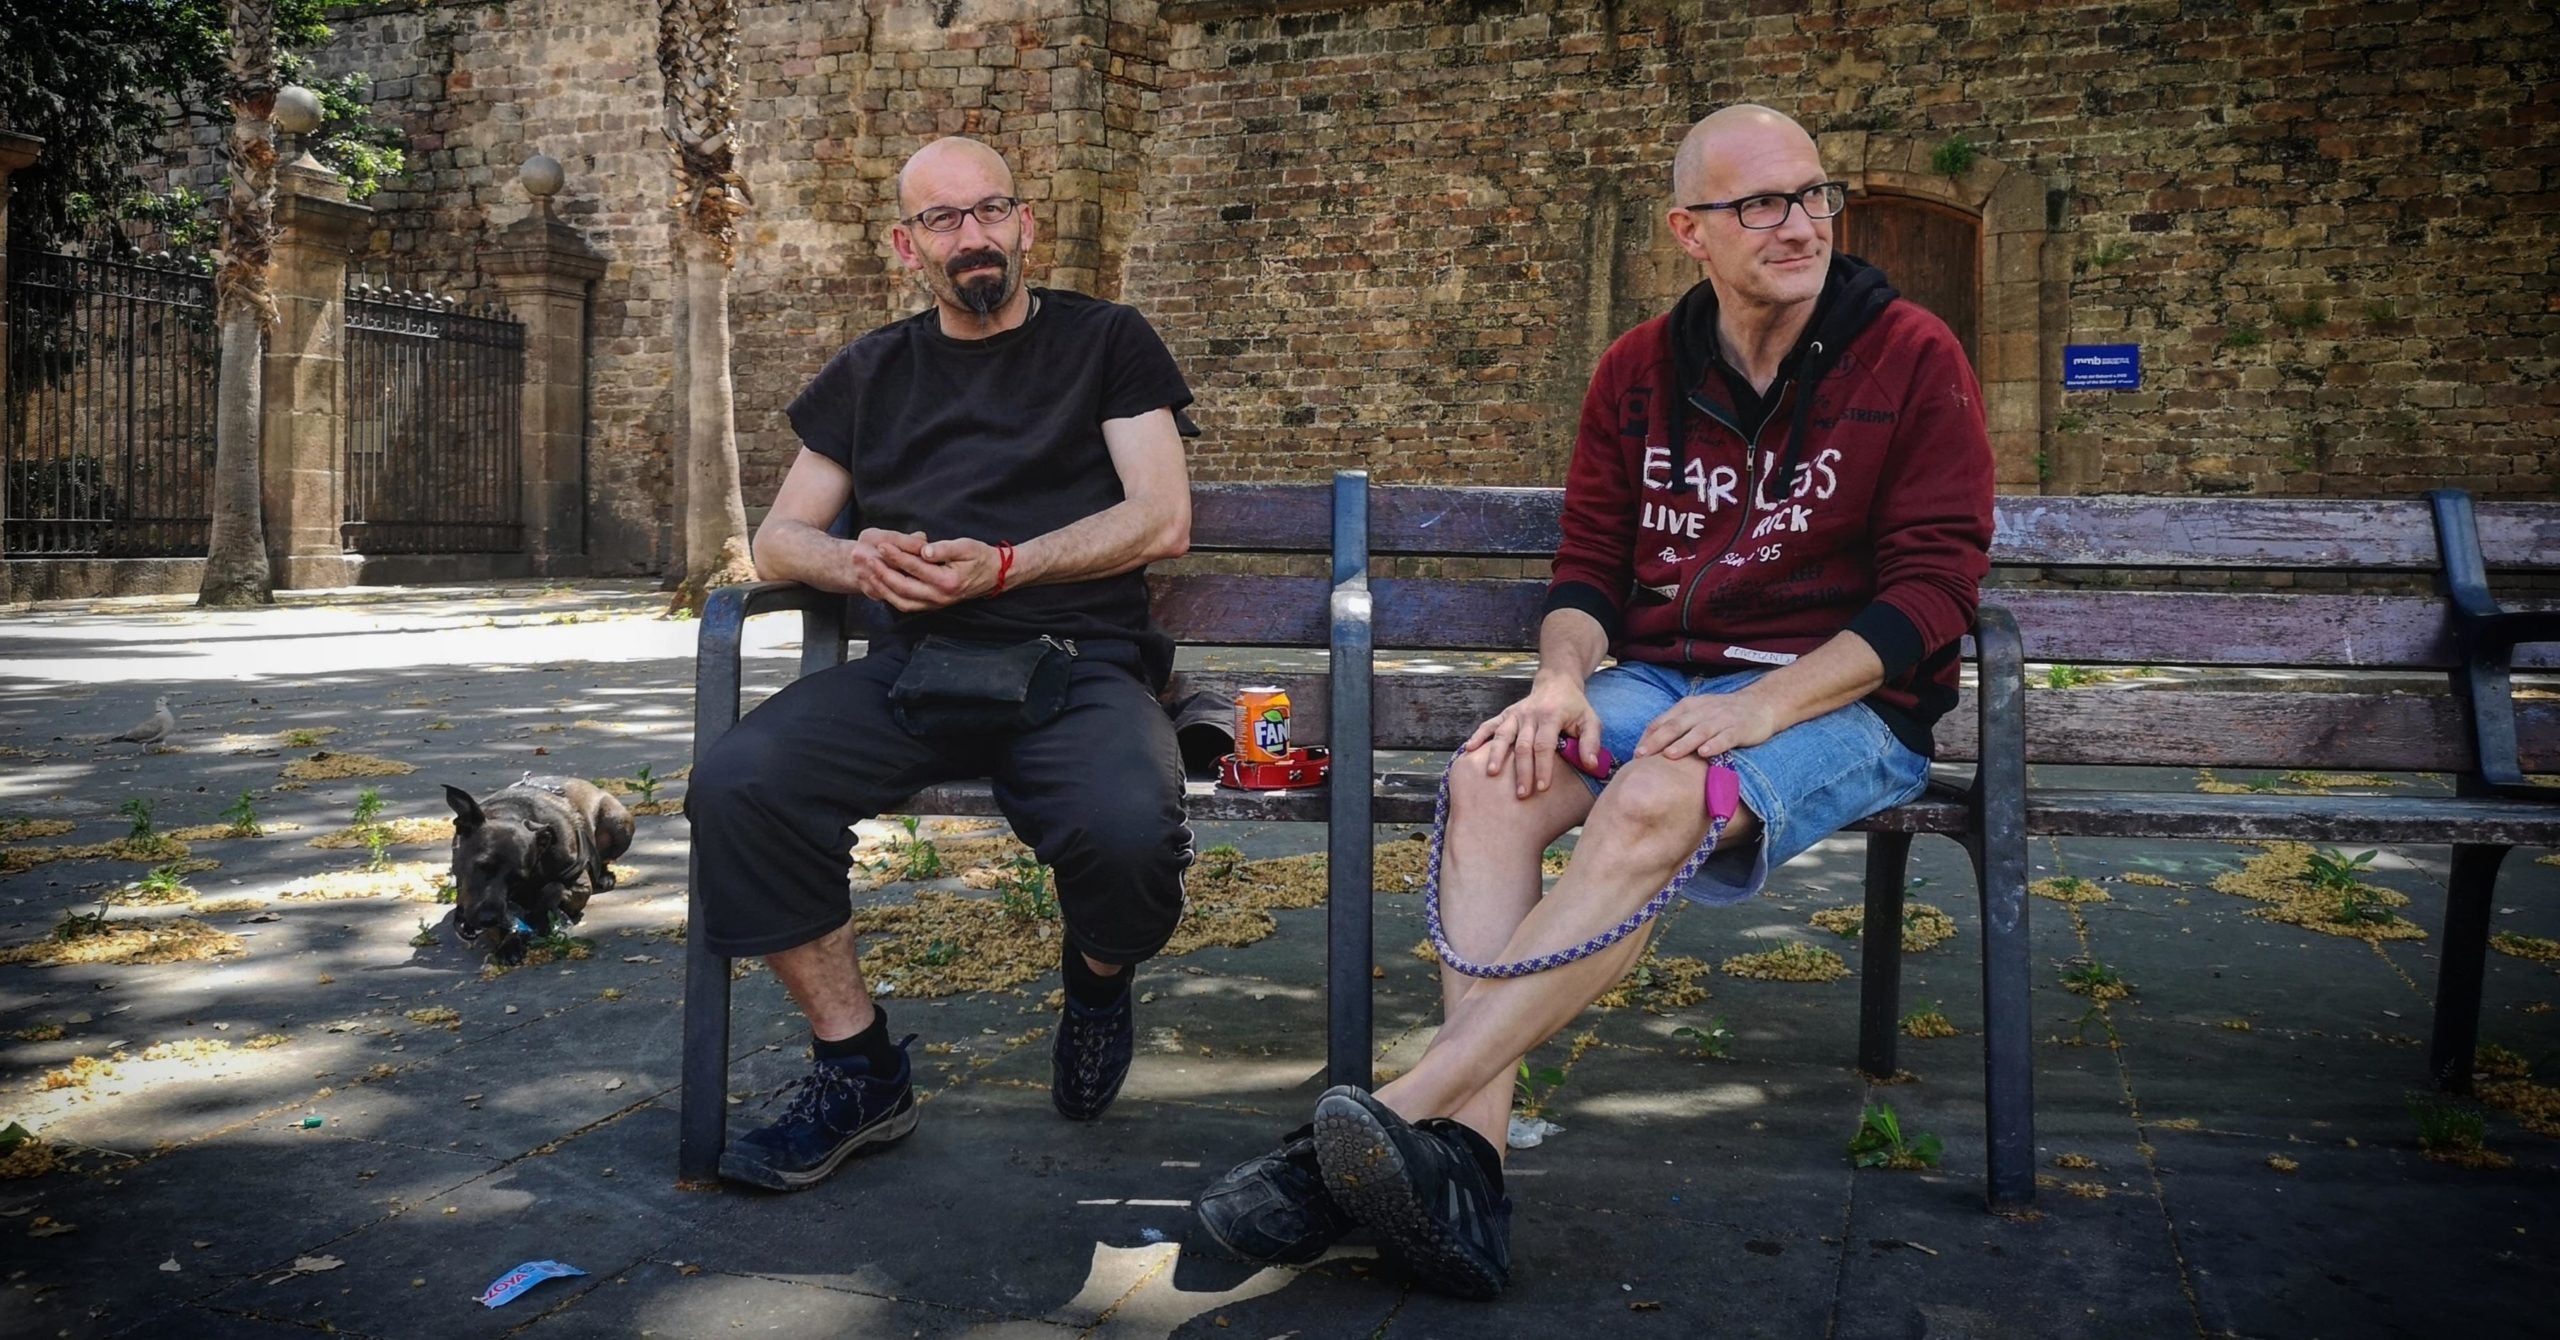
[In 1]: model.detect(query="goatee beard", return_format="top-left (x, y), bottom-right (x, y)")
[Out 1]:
top-left (957, 274), bottom-right (1009, 315)
top-left (947, 249), bottom-right (1013, 316)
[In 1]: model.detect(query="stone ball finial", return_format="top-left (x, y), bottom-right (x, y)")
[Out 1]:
top-left (520, 154), bottom-right (565, 198)
top-left (273, 85), bottom-right (324, 136)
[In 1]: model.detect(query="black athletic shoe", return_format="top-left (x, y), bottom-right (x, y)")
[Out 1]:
top-left (1196, 1124), bottom-right (1354, 1265)
top-left (717, 1036), bottom-right (919, 1191)
top-left (1310, 1085), bottom-right (1512, 1299)
top-left (1052, 978), bottom-right (1136, 1120)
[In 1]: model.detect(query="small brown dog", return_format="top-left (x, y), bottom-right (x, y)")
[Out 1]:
top-left (443, 776), bottom-right (635, 962)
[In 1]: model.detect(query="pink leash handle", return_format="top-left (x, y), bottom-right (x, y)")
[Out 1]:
top-left (1561, 736), bottom-right (1743, 824)
top-left (1557, 735), bottom-right (1614, 780)
top-left (1706, 761), bottom-right (1742, 822)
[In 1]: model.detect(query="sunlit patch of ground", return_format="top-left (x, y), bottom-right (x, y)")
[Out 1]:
top-left (280, 751), bottom-right (416, 780)
top-left (1722, 942), bottom-right (1849, 983)
top-left (0, 915), bottom-right (244, 967)
top-left (2209, 842), bottom-right (2426, 942)
top-left (307, 818), bottom-right (452, 850)
top-left (1809, 901), bottom-right (1955, 951)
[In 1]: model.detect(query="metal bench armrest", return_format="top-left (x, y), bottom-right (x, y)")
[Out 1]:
top-left (2429, 489), bottom-right (2557, 798)
top-left (693, 581), bottom-right (852, 760)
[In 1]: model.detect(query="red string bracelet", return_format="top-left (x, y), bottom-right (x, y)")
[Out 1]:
top-left (994, 542), bottom-right (1016, 595)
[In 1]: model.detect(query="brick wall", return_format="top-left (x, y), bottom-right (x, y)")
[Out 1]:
top-left (119, 0), bottom-right (2559, 574)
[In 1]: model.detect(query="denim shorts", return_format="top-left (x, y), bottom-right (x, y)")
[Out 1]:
top-left (1573, 661), bottom-right (1931, 907)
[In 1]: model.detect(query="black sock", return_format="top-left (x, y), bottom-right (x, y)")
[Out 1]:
top-left (813, 1008), bottom-right (899, 1072)
top-left (1062, 946), bottom-right (1132, 1009)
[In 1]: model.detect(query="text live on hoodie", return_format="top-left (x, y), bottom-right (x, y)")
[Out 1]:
top-left (1543, 255), bottom-right (1996, 756)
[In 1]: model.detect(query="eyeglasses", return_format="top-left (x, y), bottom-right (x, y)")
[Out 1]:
top-left (901, 196), bottom-right (1021, 234)
top-left (1682, 182), bottom-right (1849, 230)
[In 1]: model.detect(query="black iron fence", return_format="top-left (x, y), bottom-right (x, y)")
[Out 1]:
top-left (3, 252), bottom-right (218, 557)
top-left (342, 283), bottom-right (524, 554)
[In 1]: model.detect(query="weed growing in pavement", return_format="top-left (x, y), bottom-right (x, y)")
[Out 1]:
top-left (994, 854), bottom-right (1057, 922)
top-left (1199, 843), bottom-right (1245, 882)
top-left (1673, 1016), bottom-right (1733, 1059)
top-left (353, 788), bottom-right (391, 870)
top-left (219, 791), bottom-right (262, 837)
top-left (51, 905), bottom-right (112, 943)
top-left (2061, 958), bottom-right (2131, 1000)
top-left (1849, 1102), bottom-right (1943, 1169)
top-left (1514, 1060), bottom-right (1567, 1116)
top-left (2304, 847), bottom-right (2378, 893)
top-left (892, 816), bottom-right (945, 881)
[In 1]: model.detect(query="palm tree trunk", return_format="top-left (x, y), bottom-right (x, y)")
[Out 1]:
top-left (199, 0), bottom-right (278, 607)
top-left (679, 229), bottom-right (750, 599)
top-left (658, 0), bottom-right (755, 614)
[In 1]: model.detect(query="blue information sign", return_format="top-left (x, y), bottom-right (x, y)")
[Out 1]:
top-left (2063, 344), bottom-right (2141, 390)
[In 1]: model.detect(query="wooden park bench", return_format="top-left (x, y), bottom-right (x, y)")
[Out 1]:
top-left (681, 475), bottom-right (2556, 1213)
top-left (681, 475), bottom-right (1387, 1186)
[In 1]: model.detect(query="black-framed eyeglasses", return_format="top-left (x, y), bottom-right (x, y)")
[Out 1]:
top-left (1682, 182), bottom-right (1849, 230)
top-left (902, 196), bottom-right (1020, 233)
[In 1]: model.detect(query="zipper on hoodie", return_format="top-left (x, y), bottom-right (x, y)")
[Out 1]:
top-left (1674, 381), bottom-right (1786, 665)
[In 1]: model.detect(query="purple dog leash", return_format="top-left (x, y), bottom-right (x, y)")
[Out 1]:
top-left (1424, 739), bottom-right (1743, 979)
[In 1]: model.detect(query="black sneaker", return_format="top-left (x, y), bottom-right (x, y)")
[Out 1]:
top-left (718, 1036), bottom-right (920, 1191)
top-left (1311, 1085), bottom-right (1512, 1299)
top-left (1052, 977), bottom-right (1136, 1121)
top-left (1196, 1124), bottom-right (1354, 1265)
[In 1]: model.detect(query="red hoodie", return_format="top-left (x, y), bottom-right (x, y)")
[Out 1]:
top-left (1544, 256), bottom-right (1995, 755)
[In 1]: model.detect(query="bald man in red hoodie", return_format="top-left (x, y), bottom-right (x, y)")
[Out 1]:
top-left (1197, 104), bottom-right (1995, 1298)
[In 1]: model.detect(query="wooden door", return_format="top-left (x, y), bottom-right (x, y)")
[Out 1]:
top-left (1836, 195), bottom-right (1980, 363)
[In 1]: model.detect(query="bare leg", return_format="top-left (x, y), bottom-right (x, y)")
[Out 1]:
top-left (766, 921), bottom-right (878, 1040)
top-left (1429, 760), bottom-right (1596, 1154)
top-left (1381, 754), bottom-right (1762, 1154)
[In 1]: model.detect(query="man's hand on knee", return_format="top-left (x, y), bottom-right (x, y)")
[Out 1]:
top-left (1632, 691), bottom-right (1781, 761)
top-left (1460, 676), bottom-right (1601, 799)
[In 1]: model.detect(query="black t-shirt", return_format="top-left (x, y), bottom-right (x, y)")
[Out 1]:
top-left (783, 288), bottom-right (1196, 685)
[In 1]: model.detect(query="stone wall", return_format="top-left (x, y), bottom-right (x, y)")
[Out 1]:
top-left (121, 0), bottom-right (2559, 573)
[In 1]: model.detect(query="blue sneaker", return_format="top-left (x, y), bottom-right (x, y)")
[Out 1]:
top-left (718, 1037), bottom-right (919, 1191)
top-left (1053, 981), bottom-right (1136, 1121)
top-left (1311, 1085), bottom-right (1512, 1298)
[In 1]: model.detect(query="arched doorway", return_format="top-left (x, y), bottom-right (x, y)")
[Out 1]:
top-left (1837, 194), bottom-right (1980, 365)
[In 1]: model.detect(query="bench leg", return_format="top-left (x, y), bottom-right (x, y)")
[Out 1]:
top-left (1858, 832), bottom-right (1914, 1078)
top-left (678, 842), bottom-right (734, 1184)
top-left (2429, 842), bottom-right (2512, 1095)
top-left (1972, 826), bottom-right (2034, 1212)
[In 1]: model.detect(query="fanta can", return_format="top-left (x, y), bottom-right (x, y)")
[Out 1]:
top-left (1237, 687), bottom-right (1291, 765)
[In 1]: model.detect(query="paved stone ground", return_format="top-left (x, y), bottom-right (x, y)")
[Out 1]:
top-left (1, 581), bottom-right (2555, 1340)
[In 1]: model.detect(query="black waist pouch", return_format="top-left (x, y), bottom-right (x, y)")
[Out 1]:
top-left (888, 635), bottom-right (1077, 736)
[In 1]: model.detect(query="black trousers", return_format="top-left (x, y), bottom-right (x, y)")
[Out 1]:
top-left (687, 640), bottom-right (1193, 964)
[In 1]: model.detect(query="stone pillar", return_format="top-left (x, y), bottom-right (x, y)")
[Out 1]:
top-left (487, 202), bottom-right (607, 576)
top-left (0, 131), bottom-right (42, 540)
top-left (264, 156), bottom-right (373, 588)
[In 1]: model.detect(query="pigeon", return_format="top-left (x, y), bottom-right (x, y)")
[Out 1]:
top-left (106, 696), bottom-right (177, 749)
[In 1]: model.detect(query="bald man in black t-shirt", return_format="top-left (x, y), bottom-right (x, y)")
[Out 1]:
top-left (688, 137), bottom-right (1198, 1192)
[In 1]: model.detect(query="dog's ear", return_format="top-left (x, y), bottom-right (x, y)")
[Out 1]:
top-left (443, 785), bottom-right (485, 834)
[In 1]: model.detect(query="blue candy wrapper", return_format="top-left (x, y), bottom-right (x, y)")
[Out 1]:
top-left (477, 1259), bottom-right (585, 1308)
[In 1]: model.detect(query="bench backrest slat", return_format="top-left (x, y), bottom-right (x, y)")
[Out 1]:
top-left (1355, 486), bottom-right (2560, 571)
top-left (1176, 669), bottom-right (2560, 774)
top-left (1991, 589), bottom-right (2553, 670)
top-left (1158, 573), bottom-right (2554, 670)
top-left (1189, 482), bottom-right (1336, 552)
